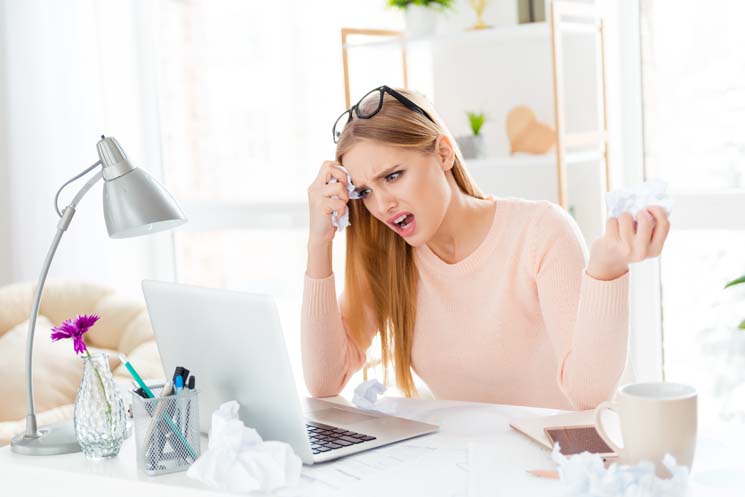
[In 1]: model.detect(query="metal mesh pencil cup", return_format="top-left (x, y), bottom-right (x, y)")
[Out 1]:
top-left (131, 387), bottom-right (201, 475)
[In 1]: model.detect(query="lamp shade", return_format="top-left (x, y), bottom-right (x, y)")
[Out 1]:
top-left (103, 168), bottom-right (187, 238)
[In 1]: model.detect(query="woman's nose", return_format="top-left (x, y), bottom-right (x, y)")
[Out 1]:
top-left (374, 190), bottom-right (397, 217)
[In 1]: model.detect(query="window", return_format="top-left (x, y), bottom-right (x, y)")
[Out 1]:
top-left (641, 0), bottom-right (745, 423)
top-left (148, 1), bottom-right (403, 396)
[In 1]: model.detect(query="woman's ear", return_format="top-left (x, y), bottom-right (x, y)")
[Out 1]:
top-left (435, 135), bottom-right (456, 171)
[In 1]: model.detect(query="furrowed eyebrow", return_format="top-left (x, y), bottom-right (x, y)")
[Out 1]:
top-left (353, 164), bottom-right (402, 192)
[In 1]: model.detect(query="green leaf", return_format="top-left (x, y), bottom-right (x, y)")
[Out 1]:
top-left (739, 319), bottom-right (745, 330)
top-left (467, 112), bottom-right (485, 135)
top-left (724, 275), bottom-right (745, 289)
top-left (388, 0), bottom-right (454, 10)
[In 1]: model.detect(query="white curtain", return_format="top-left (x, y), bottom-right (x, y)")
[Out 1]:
top-left (0, 0), bottom-right (174, 296)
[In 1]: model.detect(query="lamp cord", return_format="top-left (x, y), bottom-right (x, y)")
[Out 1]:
top-left (54, 160), bottom-right (102, 217)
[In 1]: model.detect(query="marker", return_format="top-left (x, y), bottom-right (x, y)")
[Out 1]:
top-left (173, 366), bottom-right (189, 385)
top-left (187, 376), bottom-right (195, 390)
top-left (119, 353), bottom-right (155, 398)
top-left (174, 374), bottom-right (184, 394)
top-left (119, 354), bottom-right (196, 460)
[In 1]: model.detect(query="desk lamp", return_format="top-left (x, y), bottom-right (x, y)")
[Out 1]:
top-left (11, 135), bottom-right (187, 455)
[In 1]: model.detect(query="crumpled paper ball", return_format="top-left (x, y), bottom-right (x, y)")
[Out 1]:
top-left (328, 165), bottom-right (361, 232)
top-left (606, 178), bottom-right (673, 220)
top-left (352, 379), bottom-right (387, 410)
top-left (551, 443), bottom-right (689, 497)
top-left (186, 400), bottom-right (302, 493)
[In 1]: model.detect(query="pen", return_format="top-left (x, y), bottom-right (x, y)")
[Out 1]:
top-left (527, 469), bottom-right (560, 479)
top-left (144, 380), bottom-right (174, 447)
top-left (119, 354), bottom-right (196, 460)
top-left (174, 374), bottom-right (184, 394)
top-left (120, 353), bottom-right (155, 398)
top-left (174, 373), bottom-right (185, 440)
top-left (173, 366), bottom-right (189, 386)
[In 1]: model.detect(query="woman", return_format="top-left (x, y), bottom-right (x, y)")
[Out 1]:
top-left (302, 86), bottom-right (669, 410)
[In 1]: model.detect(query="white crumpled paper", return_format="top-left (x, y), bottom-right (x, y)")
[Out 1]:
top-left (551, 444), bottom-right (689, 497)
top-left (328, 165), bottom-right (361, 232)
top-left (352, 379), bottom-right (388, 409)
top-left (605, 178), bottom-right (673, 220)
top-left (186, 401), bottom-right (302, 493)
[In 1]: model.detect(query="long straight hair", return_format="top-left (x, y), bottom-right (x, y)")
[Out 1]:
top-left (335, 88), bottom-right (486, 396)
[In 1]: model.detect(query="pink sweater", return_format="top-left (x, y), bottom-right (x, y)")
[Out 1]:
top-left (301, 197), bottom-right (629, 410)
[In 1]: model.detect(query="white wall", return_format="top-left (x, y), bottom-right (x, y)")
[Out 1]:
top-left (0, 1), bottom-right (12, 284)
top-left (0, 0), bottom-right (174, 297)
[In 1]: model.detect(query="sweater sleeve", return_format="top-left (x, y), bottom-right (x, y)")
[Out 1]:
top-left (300, 273), bottom-right (377, 397)
top-left (531, 203), bottom-right (630, 410)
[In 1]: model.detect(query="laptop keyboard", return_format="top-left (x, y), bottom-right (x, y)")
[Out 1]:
top-left (306, 421), bottom-right (377, 455)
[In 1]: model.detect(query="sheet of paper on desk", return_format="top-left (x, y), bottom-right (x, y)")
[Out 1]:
top-left (296, 443), bottom-right (444, 494)
top-left (294, 445), bottom-right (468, 497)
top-left (302, 446), bottom-right (467, 497)
top-left (468, 442), bottom-right (562, 497)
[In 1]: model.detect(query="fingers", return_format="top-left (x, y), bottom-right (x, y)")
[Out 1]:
top-left (313, 160), bottom-right (348, 188)
top-left (320, 182), bottom-right (349, 201)
top-left (633, 209), bottom-right (655, 258)
top-left (617, 213), bottom-right (635, 256)
top-left (647, 205), bottom-right (671, 256)
top-left (605, 216), bottom-right (620, 241)
top-left (609, 207), bottom-right (670, 263)
top-left (324, 198), bottom-right (347, 218)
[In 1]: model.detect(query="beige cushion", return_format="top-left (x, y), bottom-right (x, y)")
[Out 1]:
top-left (0, 279), bottom-right (165, 446)
top-left (0, 317), bottom-right (85, 421)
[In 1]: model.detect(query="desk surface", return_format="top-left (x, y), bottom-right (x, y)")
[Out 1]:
top-left (2, 396), bottom-right (744, 496)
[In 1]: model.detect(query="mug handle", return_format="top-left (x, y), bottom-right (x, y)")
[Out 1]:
top-left (595, 400), bottom-right (623, 454)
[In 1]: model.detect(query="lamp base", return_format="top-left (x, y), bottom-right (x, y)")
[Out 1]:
top-left (10, 419), bottom-right (81, 456)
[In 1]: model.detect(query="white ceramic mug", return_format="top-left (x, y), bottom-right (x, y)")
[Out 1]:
top-left (595, 382), bottom-right (697, 477)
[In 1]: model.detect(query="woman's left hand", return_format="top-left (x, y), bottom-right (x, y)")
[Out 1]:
top-left (586, 205), bottom-right (671, 281)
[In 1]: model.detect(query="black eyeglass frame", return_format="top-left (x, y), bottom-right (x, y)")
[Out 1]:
top-left (332, 85), bottom-right (435, 143)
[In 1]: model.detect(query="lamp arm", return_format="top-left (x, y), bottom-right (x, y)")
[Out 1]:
top-left (22, 167), bottom-right (104, 438)
top-left (54, 160), bottom-right (102, 217)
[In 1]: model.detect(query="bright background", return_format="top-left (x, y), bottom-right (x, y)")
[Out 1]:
top-left (1, 0), bottom-right (744, 422)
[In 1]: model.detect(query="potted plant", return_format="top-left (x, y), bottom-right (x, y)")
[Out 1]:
top-left (388, 0), bottom-right (454, 37)
top-left (456, 111), bottom-right (486, 160)
top-left (725, 275), bottom-right (745, 329)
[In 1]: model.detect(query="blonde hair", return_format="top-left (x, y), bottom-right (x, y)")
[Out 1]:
top-left (335, 88), bottom-right (485, 396)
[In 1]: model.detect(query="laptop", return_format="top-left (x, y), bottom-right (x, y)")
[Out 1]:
top-left (141, 279), bottom-right (439, 464)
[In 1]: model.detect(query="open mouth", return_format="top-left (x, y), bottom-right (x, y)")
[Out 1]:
top-left (390, 213), bottom-right (416, 236)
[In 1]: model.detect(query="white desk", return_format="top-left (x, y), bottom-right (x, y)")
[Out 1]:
top-left (1, 396), bottom-right (743, 496)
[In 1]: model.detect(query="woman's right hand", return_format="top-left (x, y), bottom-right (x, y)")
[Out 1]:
top-left (307, 160), bottom-right (351, 247)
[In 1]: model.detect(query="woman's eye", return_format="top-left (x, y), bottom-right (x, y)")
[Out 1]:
top-left (385, 171), bottom-right (402, 182)
top-left (359, 189), bottom-right (371, 199)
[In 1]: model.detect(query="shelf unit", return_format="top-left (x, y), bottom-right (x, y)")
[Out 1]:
top-left (339, 1), bottom-right (610, 235)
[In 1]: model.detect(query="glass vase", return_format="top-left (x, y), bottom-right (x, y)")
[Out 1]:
top-left (74, 352), bottom-right (126, 459)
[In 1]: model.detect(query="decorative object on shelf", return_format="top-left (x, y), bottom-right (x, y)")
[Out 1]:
top-left (50, 315), bottom-right (126, 458)
top-left (724, 275), bottom-right (745, 330)
top-left (468, 0), bottom-right (492, 30)
top-left (506, 105), bottom-right (555, 155)
top-left (388, 0), bottom-right (453, 37)
top-left (517, 0), bottom-right (546, 23)
top-left (10, 135), bottom-right (186, 457)
top-left (456, 111), bottom-right (486, 160)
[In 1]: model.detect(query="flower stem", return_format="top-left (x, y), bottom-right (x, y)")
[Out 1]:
top-left (86, 350), bottom-right (112, 425)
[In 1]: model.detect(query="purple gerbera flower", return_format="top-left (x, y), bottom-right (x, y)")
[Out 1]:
top-left (50, 314), bottom-right (100, 355)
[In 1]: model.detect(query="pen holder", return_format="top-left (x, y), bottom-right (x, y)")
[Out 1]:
top-left (131, 387), bottom-right (201, 476)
